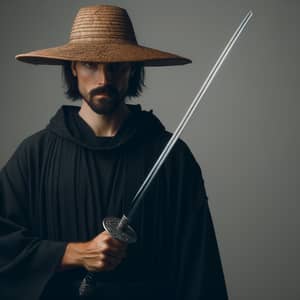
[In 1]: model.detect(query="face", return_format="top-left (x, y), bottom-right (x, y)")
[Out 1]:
top-left (71, 61), bottom-right (132, 115)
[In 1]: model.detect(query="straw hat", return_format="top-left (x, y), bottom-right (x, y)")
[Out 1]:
top-left (15, 5), bottom-right (192, 67)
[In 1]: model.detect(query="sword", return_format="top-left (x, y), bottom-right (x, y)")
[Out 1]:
top-left (79, 10), bottom-right (254, 296)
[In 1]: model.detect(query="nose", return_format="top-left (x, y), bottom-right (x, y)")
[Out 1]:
top-left (96, 64), bottom-right (112, 85)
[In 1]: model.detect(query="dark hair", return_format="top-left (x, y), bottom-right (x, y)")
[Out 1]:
top-left (61, 61), bottom-right (146, 101)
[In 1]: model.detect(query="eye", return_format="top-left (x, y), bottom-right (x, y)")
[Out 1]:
top-left (108, 63), bottom-right (120, 72)
top-left (82, 61), bottom-right (97, 69)
top-left (111, 63), bottom-right (130, 73)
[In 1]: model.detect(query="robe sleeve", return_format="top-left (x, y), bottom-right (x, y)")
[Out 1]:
top-left (171, 141), bottom-right (228, 299)
top-left (0, 140), bottom-right (68, 300)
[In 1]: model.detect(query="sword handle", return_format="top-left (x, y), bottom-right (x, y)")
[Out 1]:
top-left (78, 215), bottom-right (137, 296)
top-left (79, 271), bottom-right (96, 296)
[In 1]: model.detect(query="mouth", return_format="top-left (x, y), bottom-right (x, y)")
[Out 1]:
top-left (94, 93), bottom-right (109, 97)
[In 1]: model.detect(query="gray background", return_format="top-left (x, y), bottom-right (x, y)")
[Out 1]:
top-left (0, 0), bottom-right (299, 299)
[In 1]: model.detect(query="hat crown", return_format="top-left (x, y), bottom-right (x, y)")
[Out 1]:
top-left (69, 5), bottom-right (137, 44)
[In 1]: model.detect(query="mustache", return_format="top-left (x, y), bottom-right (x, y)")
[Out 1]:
top-left (89, 84), bottom-right (119, 98)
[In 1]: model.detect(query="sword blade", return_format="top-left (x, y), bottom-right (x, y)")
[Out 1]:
top-left (126, 10), bottom-right (253, 222)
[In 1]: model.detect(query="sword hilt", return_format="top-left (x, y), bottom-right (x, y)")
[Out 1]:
top-left (103, 215), bottom-right (137, 243)
top-left (78, 215), bottom-right (137, 296)
top-left (117, 214), bottom-right (129, 231)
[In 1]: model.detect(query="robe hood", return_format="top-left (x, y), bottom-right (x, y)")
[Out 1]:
top-left (45, 104), bottom-right (166, 151)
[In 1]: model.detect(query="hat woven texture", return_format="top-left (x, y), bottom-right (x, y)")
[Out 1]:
top-left (15, 5), bottom-right (192, 67)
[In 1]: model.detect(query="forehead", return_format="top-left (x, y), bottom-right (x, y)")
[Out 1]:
top-left (76, 61), bottom-right (131, 67)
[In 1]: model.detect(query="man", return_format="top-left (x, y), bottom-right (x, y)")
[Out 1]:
top-left (0, 4), bottom-right (228, 300)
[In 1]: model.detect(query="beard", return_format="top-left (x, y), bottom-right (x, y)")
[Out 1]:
top-left (82, 84), bottom-right (125, 115)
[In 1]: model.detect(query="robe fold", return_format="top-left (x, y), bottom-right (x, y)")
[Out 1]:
top-left (0, 104), bottom-right (228, 299)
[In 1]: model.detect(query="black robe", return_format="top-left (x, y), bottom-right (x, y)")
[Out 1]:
top-left (0, 104), bottom-right (228, 299)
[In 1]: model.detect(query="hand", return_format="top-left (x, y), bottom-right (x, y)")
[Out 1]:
top-left (79, 230), bottom-right (128, 272)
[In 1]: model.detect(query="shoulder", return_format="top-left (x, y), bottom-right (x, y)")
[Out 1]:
top-left (12, 129), bottom-right (49, 156)
top-left (158, 131), bottom-right (209, 203)
top-left (2, 129), bottom-right (52, 171)
top-left (158, 130), bottom-right (198, 165)
top-left (153, 130), bottom-right (205, 184)
top-left (19, 128), bottom-right (51, 147)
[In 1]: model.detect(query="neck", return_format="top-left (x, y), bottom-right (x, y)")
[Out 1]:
top-left (78, 101), bottom-right (130, 137)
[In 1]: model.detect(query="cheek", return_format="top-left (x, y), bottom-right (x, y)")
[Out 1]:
top-left (77, 74), bottom-right (93, 93)
top-left (78, 72), bottom-right (91, 85)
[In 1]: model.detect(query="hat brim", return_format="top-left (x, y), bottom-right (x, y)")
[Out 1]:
top-left (15, 42), bottom-right (192, 66)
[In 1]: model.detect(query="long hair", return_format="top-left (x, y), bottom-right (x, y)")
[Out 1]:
top-left (61, 61), bottom-right (146, 101)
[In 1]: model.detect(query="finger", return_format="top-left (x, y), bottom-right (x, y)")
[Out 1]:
top-left (97, 231), bottom-right (127, 249)
top-left (105, 236), bottom-right (128, 249)
top-left (102, 246), bottom-right (127, 259)
top-left (106, 254), bottom-right (123, 265)
top-left (104, 251), bottom-right (126, 260)
top-left (98, 256), bottom-right (122, 271)
top-left (95, 240), bottom-right (126, 254)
